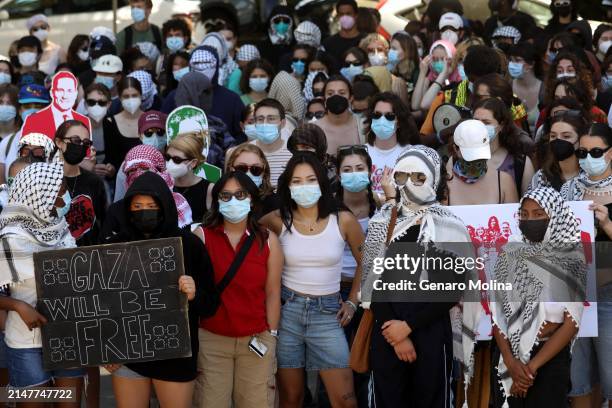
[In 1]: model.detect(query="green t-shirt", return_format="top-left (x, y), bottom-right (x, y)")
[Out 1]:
top-left (116, 24), bottom-right (159, 54)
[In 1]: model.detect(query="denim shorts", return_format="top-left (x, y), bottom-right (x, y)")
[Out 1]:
top-left (0, 332), bottom-right (7, 369)
top-left (6, 346), bottom-right (86, 388)
top-left (277, 286), bottom-right (349, 371)
top-left (113, 365), bottom-right (146, 379)
top-left (569, 283), bottom-right (612, 399)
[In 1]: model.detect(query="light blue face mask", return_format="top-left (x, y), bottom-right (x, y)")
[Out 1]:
top-left (244, 124), bottom-right (258, 140)
top-left (290, 184), bottom-right (322, 208)
top-left (458, 64), bottom-right (466, 81)
top-left (0, 105), bottom-right (16, 122)
top-left (340, 171), bottom-right (370, 193)
top-left (0, 72), bottom-right (11, 85)
top-left (166, 36), bottom-right (184, 52)
top-left (247, 172), bottom-right (263, 187)
top-left (56, 191), bottom-right (72, 219)
top-left (387, 49), bottom-right (400, 64)
top-left (508, 61), bottom-right (524, 79)
top-left (274, 21), bottom-right (290, 35)
top-left (291, 60), bottom-right (305, 76)
top-left (219, 196), bottom-right (251, 223)
top-left (602, 76), bottom-right (612, 91)
top-left (95, 75), bottom-right (115, 90)
top-left (485, 124), bottom-right (497, 142)
top-left (371, 117), bottom-right (396, 140)
top-left (131, 6), bottom-right (146, 23)
top-left (340, 64), bottom-right (363, 81)
top-left (579, 154), bottom-right (610, 177)
top-left (142, 134), bottom-right (167, 151)
top-left (21, 108), bottom-right (38, 121)
top-left (432, 60), bottom-right (445, 74)
top-left (255, 123), bottom-right (280, 144)
top-left (249, 77), bottom-right (269, 93)
top-left (173, 66), bottom-right (189, 82)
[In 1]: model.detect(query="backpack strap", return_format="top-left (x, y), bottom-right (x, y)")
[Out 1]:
top-left (151, 25), bottom-right (162, 51)
top-left (125, 25), bottom-right (133, 49)
top-left (4, 132), bottom-right (16, 158)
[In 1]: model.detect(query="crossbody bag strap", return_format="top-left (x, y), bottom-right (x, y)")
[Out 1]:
top-left (385, 206), bottom-right (398, 246)
top-left (216, 232), bottom-right (256, 294)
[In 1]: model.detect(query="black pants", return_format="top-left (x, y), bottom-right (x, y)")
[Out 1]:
top-left (369, 321), bottom-right (453, 408)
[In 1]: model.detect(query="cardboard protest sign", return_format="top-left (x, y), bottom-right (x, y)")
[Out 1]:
top-left (166, 105), bottom-right (221, 182)
top-left (34, 237), bottom-right (191, 370)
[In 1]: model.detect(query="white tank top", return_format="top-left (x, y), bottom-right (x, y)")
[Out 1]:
top-left (280, 214), bottom-right (346, 295)
top-left (342, 217), bottom-right (369, 279)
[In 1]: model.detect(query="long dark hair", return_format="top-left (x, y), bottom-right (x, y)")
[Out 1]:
top-left (335, 146), bottom-right (376, 217)
top-left (204, 170), bottom-right (267, 249)
top-left (163, 51), bottom-right (189, 97)
top-left (277, 153), bottom-right (341, 231)
top-left (366, 92), bottom-right (419, 146)
top-left (473, 98), bottom-right (523, 157)
top-left (51, 119), bottom-right (89, 161)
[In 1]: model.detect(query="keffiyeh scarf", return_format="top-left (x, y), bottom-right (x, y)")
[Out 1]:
top-left (19, 132), bottom-right (55, 161)
top-left (561, 170), bottom-right (612, 200)
top-left (269, 71), bottom-right (306, 120)
top-left (128, 70), bottom-right (158, 111)
top-left (201, 33), bottom-right (238, 86)
top-left (0, 163), bottom-right (75, 286)
top-left (303, 71), bottom-right (328, 101)
top-left (490, 187), bottom-right (585, 406)
top-left (268, 14), bottom-right (293, 45)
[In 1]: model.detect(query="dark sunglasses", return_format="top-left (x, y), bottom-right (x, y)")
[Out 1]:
top-left (19, 146), bottom-right (45, 158)
top-left (62, 136), bottom-right (93, 147)
top-left (305, 111), bottom-right (325, 120)
top-left (163, 153), bottom-right (190, 164)
top-left (85, 99), bottom-right (108, 107)
top-left (292, 58), bottom-right (308, 64)
top-left (337, 144), bottom-right (369, 155)
top-left (371, 111), bottom-right (396, 121)
top-left (575, 146), bottom-right (611, 159)
top-left (342, 61), bottom-right (363, 68)
top-left (218, 190), bottom-right (249, 202)
top-left (273, 17), bottom-right (291, 24)
top-left (233, 164), bottom-right (264, 176)
top-left (144, 129), bottom-right (166, 138)
top-left (393, 171), bottom-right (427, 186)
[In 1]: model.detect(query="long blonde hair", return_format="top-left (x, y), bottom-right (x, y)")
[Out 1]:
top-left (226, 143), bottom-right (274, 196)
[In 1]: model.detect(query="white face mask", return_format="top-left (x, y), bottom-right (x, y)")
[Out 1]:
top-left (77, 50), bottom-right (89, 62)
top-left (166, 160), bottom-right (190, 179)
top-left (87, 104), bottom-right (108, 122)
top-left (33, 29), bottom-right (48, 42)
top-left (599, 40), bottom-right (612, 56)
top-left (368, 52), bottom-right (386, 66)
top-left (440, 30), bottom-right (459, 45)
top-left (18, 51), bottom-right (38, 67)
top-left (121, 97), bottom-right (141, 114)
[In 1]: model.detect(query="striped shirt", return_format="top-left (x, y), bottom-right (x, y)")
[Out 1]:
top-left (251, 133), bottom-right (292, 189)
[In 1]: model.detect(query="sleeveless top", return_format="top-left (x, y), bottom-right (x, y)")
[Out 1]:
top-left (341, 217), bottom-right (369, 279)
top-left (280, 214), bottom-right (345, 295)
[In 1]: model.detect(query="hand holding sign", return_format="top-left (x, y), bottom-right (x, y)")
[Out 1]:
top-left (178, 275), bottom-right (195, 301)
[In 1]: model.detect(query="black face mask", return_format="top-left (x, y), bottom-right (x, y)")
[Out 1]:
top-left (519, 219), bottom-right (549, 242)
top-left (63, 143), bottom-right (88, 165)
top-left (550, 139), bottom-right (575, 161)
top-left (326, 94), bottom-right (349, 115)
top-left (131, 209), bottom-right (162, 233)
top-left (555, 4), bottom-right (571, 17)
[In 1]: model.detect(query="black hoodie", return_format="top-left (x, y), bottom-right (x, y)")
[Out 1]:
top-left (106, 172), bottom-right (217, 382)
top-left (257, 5), bottom-right (296, 68)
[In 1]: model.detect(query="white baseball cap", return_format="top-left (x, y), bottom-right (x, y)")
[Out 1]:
top-left (92, 54), bottom-right (123, 74)
top-left (453, 120), bottom-right (491, 162)
top-left (439, 12), bottom-right (463, 30)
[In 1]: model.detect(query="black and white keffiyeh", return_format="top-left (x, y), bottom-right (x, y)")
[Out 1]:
top-left (0, 162), bottom-right (75, 286)
top-left (561, 171), bottom-right (612, 200)
top-left (19, 132), bottom-right (55, 161)
top-left (127, 70), bottom-right (158, 111)
top-left (490, 187), bottom-right (585, 405)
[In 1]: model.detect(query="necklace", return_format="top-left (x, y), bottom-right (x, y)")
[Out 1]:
top-left (294, 217), bottom-right (318, 232)
top-left (67, 175), bottom-right (78, 197)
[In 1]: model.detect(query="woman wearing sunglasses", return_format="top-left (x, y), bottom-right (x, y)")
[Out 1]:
top-left (192, 171), bottom-right (282, 408)
top-left (562, 123), bottom-right (612, 408)
top-left (305, 98), bottom-right (326, 123)
top-left (366, 92), bottom-right (419, 201)
top-left (528, 112), bottom-right (588, 192)
top-left (226, 143), bottom-right (277, 216)
top-left (260, 153), bottom-right (364, 408)
top-left (340, 47), bottom-right (367, 83)
top-left (165, 134), bottom-right (214, 224)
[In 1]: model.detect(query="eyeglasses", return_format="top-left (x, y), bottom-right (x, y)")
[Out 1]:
top-left (163, 153), bottom-right (190, 164)
top-left (255, 115), bottom-right (281, 124)
top-left (292, 58), bottom-right (308, 64)
top-left (85, 99), bottom-right (108, 107)
top-left (342, 61), bottom-right (363, 68)
top-left (233, 164), bottom-right (265, 176)
top-left (144, 129), bottom-right (166, 138)
top-left (62, 136), bottom-right (93, 147)
top-left (218, 190), bottom-right (249, 202)
top-left (19, 146), bottom-right (45, 158)
top-left (371, 112), bottom-right (396, 121)
top-left (393, 171), bottom-right (427, 186)
top-left (305, 111), bottom-right (325, 120)
top-left (575, 146), bottom-right (611, 159)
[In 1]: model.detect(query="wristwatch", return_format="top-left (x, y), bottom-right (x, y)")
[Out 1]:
top-left (269, 329), bottom-right (279, 337)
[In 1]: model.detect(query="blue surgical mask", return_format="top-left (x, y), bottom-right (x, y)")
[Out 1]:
top-left (247, 172), bottom-right (263, 187)
top-left (485, 124), bottom-right (497, 142)
top-left (249, 77), bottom-right (269, 92)
top-left (341, 171), bottom-right (370, 193)
top-left (0, 72), bottom-right (11, 85)
top-left (468, 81), bottom-right (474, 93)
top-left (508, 61), bottom-right (524, 79)
top-left (291, 60), bottom-right (305, 76)
top-left (602, 76), bottom-right (612, 90)
top-left (387, 49), bottom-right (400, 64)
top-left (432, 60), bottom-right (445, 74)
top-left (21, 108), bottom-right (38, 121)
top-left (219, 196), bottom-right (251, 223)
top-left (173, 66), bottom-right (189, 82)
top-left (131, 7), bottom-right (146, 23)
top-left (290, 184), bottom-right (321, 208)
top-left (274, 21), bottom-right (290, 35)
top-left (255, 123), bottom-right (280, 144)
top-left (56, 191), bottom-right (71, 219)
top-left (547, 51), bottom-right (557, 64)
top-left (166, 36), bottom-right (184, 52)
top-left (95, 75), bottom-right (115, 90)
top-left (458, 64), bottom-right (466, 81)
top-left (0, 105), bottom-right (16, 122)
top-left (142, 134), bottom-right (167, 151)
top-left (244, 124), bottom-right (258, 140)
top-left (340, 64), bottom-right (363, 81)
top-left (371, 117), bottom-right (396, 140)
top-left (579, 155), bottom-right (610, 177)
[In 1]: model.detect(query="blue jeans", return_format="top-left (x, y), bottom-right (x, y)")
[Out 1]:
top-left (277, 287), bottom-right (349, 371)
top-left (6, 346), bottom-right (86, 388)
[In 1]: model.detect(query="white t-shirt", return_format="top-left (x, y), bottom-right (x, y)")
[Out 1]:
top-left (368, 144), bottom-right (406, 195)
top-left (0, 131), bottom-right (21, 181)
top-left (5, 277), bottom-right (41, 348)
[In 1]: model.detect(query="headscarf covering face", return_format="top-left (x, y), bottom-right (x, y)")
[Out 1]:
top-left (174, 71), bottom-right (213, 112)
top-left (294, 21), bottom-right (321, 48)
top-left (427, 40), bottom-right (461, 83)
top-left (135, 41), bottom-right (161, 63)
top-left (127, 70), bottom-right (158, 111)
top-left (268, 71), bottom-right (306, 120)
top-left (268, 6), bottom-right (293, 45)
top-left (18, 132), bottom-right (55, 161)
top-left (303, 71), bottom-right (328, 101)
top-left (190, 45), bottom-right (219, 85)
top-left (393, 145), bottom-right (439, 213)
top-left (201, 33), bottom-right (238, 86)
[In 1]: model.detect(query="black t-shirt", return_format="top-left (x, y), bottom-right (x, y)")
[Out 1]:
top-left (322, 33), bottom-right (365, 61)
top-left (65, 169), bottom-right (107, 246)
top-left (102, 115), bottom-right (142, 172)
top-left (174, 179), bottom-right (210, 224)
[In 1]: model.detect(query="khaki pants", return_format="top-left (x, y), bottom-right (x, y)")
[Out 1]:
top-left (193, 328), bottom-right (277, 408)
